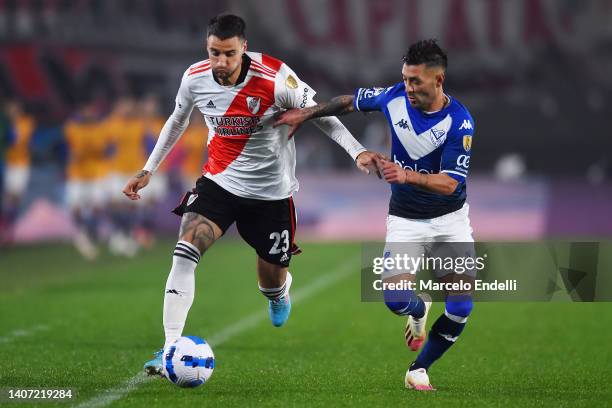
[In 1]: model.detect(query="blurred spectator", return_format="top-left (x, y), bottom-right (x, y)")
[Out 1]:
top-left (2, 100), bottom-right (35, 243)
top-left (136, 93), bottom-right (169, 248)
top-left (64, 98), bottom-right (109, 260)
top-left (104, 96), bottom-right (145, 256)
top-left (28, 104), bottom-right (67, 204)
top-left (0, 101), bottom-right (15, 241)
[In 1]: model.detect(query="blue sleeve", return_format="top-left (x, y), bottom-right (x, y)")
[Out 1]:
top-left (440, 113), bottom-right (474, 182)
top-left (353, 84), bottom-right (397, 112)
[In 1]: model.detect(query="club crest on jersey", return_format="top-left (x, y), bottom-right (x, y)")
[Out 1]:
top-left (429, 128), bottom-right (446, 147)
top-left (463, 135), bottom-right (472, 151)
top-left (246, 96), bottom-right (261, 115)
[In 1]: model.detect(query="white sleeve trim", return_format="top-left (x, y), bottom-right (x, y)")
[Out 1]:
top-left (311, 116), bottom-right (366, 161)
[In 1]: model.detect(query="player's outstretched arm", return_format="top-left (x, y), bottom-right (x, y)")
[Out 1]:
top-left (379, 158), bottom-right (459, 195)
top-left (123, 170), bottom-right (152, 201)
top-left (300, 94), bottom-right (355, 119)
top-left (273, 95), bottom-right (355, 138)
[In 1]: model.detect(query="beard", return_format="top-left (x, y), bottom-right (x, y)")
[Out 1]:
top-left (213, 66), bottom-right (239, 85)
top-left (408, 94), bottom-right (432, 110)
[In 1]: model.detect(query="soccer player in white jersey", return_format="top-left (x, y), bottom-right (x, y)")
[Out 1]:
top-left (122, 14), bottom-right (382, 376)
top-left (275, 40), bottom-right (476, 391)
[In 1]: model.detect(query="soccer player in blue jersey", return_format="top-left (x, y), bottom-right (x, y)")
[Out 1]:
top-left (274, 40), bottom-right (475, 391)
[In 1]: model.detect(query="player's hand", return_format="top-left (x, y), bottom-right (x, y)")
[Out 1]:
top-left (122, 170), bottom-right (151, 201)
top-left (273, 108), bottom-right (310, 138)
top-left (355, 151), bottom-right (388, 178)
top-left (379, 159), bottom-right (411, 184)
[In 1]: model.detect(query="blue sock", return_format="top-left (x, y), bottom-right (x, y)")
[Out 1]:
top-left (413, 314), bottom-right (465, 370)
top-left (413, 295), bottom-right (472, 370)
top-left (383, 288), bottom-right (425, 318)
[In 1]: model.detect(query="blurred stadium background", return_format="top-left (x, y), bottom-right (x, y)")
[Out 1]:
top-left (1, 2), bottom-right (612, 406)
top-left (0, 0), bottom-right (611, 250)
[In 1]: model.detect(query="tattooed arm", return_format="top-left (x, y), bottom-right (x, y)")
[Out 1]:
top-left (299, 95), bottom-right (355, 119)
top-left (273, 95), bottom-right (355, 137)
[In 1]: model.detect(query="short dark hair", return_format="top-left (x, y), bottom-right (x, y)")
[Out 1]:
top-left (402, 39), bottom-right (447, 70)
top-left (207, 14), bottom-right (246, 40)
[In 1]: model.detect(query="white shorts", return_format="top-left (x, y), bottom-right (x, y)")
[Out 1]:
top-left (66, 180), bottom-right (107, 209)
top-left (383, 203), bottom-right (475, 279)
top-left (5, 165), bottom-right (30, 196)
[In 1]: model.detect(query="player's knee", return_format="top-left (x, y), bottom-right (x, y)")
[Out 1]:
top-left (384, 289), bottom-right (419, 316)
top-left (445, 295), bottom-right (473, 318)
top-left (385, 300), bottom-right (411, 315)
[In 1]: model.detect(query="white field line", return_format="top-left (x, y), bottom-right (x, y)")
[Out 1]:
top-left (75, 259), bottom-right (358, 408)
top-left (0, 324), bottom-right (50, 344)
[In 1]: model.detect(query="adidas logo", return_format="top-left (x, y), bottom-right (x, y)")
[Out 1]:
top-left (280, 253), bottom-right (289, 263)
top-left (206, 100), bottom-right (216, 109)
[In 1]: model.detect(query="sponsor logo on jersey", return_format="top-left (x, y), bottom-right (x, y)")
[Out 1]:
top-left (206, 100), bottom-right (216, 109)
top-left (459, 119), bottom-right (472, 130)
top-left (299, 87), bottom-right (309, 108)
top-left (456, 155), bottom-right (470, 168)
top-left (462, 135), bottom-right (472, 151)
top-left (207, 116), bottom-right (264, 136)
top-left (285, 75), bottom-right (298, 89)
top-left (246, 96), bottom-right (261, 114)
top-left (186, 194), bottom-right (198, 207)
top-left (394, 155), bottom-right (433, 174)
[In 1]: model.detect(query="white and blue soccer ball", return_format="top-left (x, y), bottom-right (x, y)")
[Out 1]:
top-left (162, 336), bottom-right (215, 388)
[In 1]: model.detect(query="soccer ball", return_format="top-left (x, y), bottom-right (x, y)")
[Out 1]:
top-left (162, 336), bottom-right (215, 388)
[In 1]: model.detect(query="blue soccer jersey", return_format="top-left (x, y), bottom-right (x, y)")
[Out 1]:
top-left (354, 83), bottom-right (475, 219)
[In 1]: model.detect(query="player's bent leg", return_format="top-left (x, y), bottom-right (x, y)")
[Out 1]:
top-left (407, 292), bottom-right (473, 388)
top-left (382, 273), bottom-right (422, 316)
top-left (381, 273), bottom-right (430, 350)
top-left (403, 293), bottom-right (432, 352)
top-left (178, 212), bottom-right (223, 254)
top-left (380, 242), bottom-right (432, 352)
top-left (145, 213), bottom-right (222, 376)
top-left (257, 257), bottom-right (292, 327)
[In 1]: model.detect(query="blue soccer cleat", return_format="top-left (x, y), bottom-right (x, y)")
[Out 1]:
top-left (269, 273), bottom-right (292, 327)
top-left (143, 348), bottom-right (164, 376)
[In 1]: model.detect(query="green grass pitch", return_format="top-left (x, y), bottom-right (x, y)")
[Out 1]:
top-left (0, 240), bottom-right (611, 407)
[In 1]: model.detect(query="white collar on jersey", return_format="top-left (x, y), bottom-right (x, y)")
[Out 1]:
top-left (423, 94), bottom-right (451, 114)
